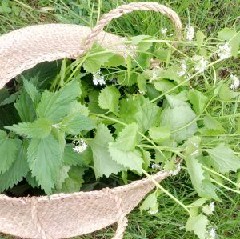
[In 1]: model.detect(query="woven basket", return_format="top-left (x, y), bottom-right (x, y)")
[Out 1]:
top-left (0, 2), bottom-right (182, 239)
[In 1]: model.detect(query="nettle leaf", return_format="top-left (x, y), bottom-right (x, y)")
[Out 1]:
top-left (69, 101), bottom-right (90, 116)
top-left (62, 113), bottom-right (95, 135)
top-left (188, 90), bottom-right (208, 114)
top-left (108, 146), bottom-right (143, 174)
top-left (5, 118), bottom-right (52, 138)
top-left (63, 145), bottom-right (92, 167)
top-left (218, 28), bottom-right (236, 41)
top-left (154, 79), bottom-right (175, 93)
top-left (200, 115), bottom-right (225, 135)
top-left (27, 133), bottom-right (64, 194)
top-left (22, 78), bottom-right (39, 103)
top-left (119, 95), bottom-right (160, 133)
top-left (186, 157), bottom-right (218, 200)
top-left (89, 124), bottom-right (123, 178)
top-left (0, 141), bottom-right (29, 193)
top-left (186, 214), bottom-right (209, 239)
top-left (230, 32), bottom-right (240, 58)
top-left (108, 123), bottom-right (142, 173)
top-left (0, 130), bottom-right (22, 174)
top-left (98, 86), bottom-right (120, 113)
top-left (161, 95), bottom-right (198, 143)
top-left (15, 90), bottom-right (36, 122)
top-left (61, 166), bottom-right (86, 193)
top-left (37, 80), bottom-right (81, 122)
top-left (83, 45), bottom-right (116, 73)
top-left (149, 126), bottom-right (170, 143)
top-left (206, 144), bottom-right (240, 174)
top-left (140, 191), bottom-right (159, 215)
top-left (113, 123), bottom-right (138, 151)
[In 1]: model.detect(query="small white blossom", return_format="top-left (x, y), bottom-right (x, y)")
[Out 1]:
top-left (73, 139), bottom-right (87, 153)
top-left (169, 163), bottom-right (181, 176)
top-left (151, 164), bottom-right (161, 170)
top-left (161, 28), bottom-right (167, 36)
top-left (217, 42), bottom-right (231, 60)
top-left (210, 202), bottom-right (215, 212)
top-left (149, 209), bottom-right (158, 215)
top-left (229, 74), bottom-right (240, 90)
top-left (178, 60), bottom-right (187, 76)
top-left (194, 57), bottom-right (208, 73)
top-left (186, 25), bottom-right (195, 41)
top-left (208, 228), bottom-right (216, 239)
top-left (93, 70), bottom-right (106, 86)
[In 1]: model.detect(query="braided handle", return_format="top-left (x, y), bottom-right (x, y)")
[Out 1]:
top-left (85, 2), bottom-right (182, 51)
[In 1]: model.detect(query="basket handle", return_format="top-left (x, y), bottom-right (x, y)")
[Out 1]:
top-left (84, 2), bottom-right (182, 51)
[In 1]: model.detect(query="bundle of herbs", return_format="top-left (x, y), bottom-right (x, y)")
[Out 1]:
top-left (0, 25), bottom-right (239, 238)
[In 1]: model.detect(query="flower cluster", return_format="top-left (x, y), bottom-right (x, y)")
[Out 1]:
top-left (229, 74), bottom-right (240, 90)
top-left (93, 70), bottom-right (106, 86)
top-left (217, 42), bottom-right (231, 60)
top-left (178, 60), bottom-right (187, 76)
top-left (73, 139), bottom-right (87, 153)
top-left (186, 25), bottom-right (195, 41)
top-left (194, 57), bottom-right (208, 73)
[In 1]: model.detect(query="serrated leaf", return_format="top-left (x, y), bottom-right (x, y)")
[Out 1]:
top-left (113, 123), bottom-right (138, 151)
top-left (149, 126), bottom-right (170, 143)
top-left (140, 191), bottom-right (158, 214)
top-left (89, 124), bottom-right (124, 178)
top-left (230, 32), bottom-right (240, 58)
top-left (196, 30), bottom-right (206, 48)
top-left (63, 145), bottom-right (91, 167)
top-left (188, 90), bottom-right (208, 114)
top-left (27, 133), bottom-right (64, 194)
top-left (119, 96), bottom-right (160, 133)
top-left (109, 144), bottom-right (142, 174)
top-left (218, 28), bottom-right (237, 41)
top-left (69, 101), bottom-right (89, 116)
top-left (202, 115), bottom-right (225, 133)
top-left (218, 84), bottom-right (238, 101)
top-left (186, 214), bottom-right (209, 239)
top-left (161, 99), bottom-right (198, 143)
top-left (0, 141), bottom-right (29, 193)
top-left (62, 113), bottom-right (95, 135)
top-left (83, 45), bottom-right (115, 73)
top-left (61, 166), bottom-right (85, 193)
top-left (154, 79), bottom-right (175, 93)
top-left (0, 131), bottom-right (22, 173)
top-left (206, 144), bottom-right (240, 174)
top-left (5, 118), bottom-right (52, 138)
top-left (37, 80), bottom-right (81, 122)
top-left (22, 78), bottom-right (39, 103)
top-left (98, 86), bottom-right (120, 113)
top-left (186, 157), bottom-right (218, 200)
top-left (15, 90), bottom-right (36, 122)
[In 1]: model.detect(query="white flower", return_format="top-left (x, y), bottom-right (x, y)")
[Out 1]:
top-left (194, 57), bottom-right (208, 73)
top-left (178, 60), bottom-right (187, 76)
top-left (186, 25), bottom-right (194, 41)
top-left (210, 202), bottom-right (215, 212)
top-left (149, 209), bottom-right (158, 215)
top-left (73, 139), bottom-right (87, 153)
top-left (151, 164), bottom-right (161, 170)
top-left (208, 228), bottom-right (216, 239)
top-left (161, 28), bottom-right (167, 36)
top-left (217, 42), bottom-right (231, 60)
top-left (93, 70), bottom-right (106, 86)
top-left (230, 74), bottom-right (240, 90)
top-left (169, 163), bottom-right (181, 176)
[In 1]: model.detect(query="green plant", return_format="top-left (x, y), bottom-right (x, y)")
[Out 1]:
top-left (1, 1), bottom-right (240, 238)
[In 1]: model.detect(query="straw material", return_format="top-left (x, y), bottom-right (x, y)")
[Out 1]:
top-left (0, 2), bottom-right (182, 238)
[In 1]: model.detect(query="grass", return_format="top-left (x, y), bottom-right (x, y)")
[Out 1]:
top-left (0, 0), bottom-right (240, 238)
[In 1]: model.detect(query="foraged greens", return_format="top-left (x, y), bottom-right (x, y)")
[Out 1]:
top-left (0, 27), bottom-right (239, 239)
